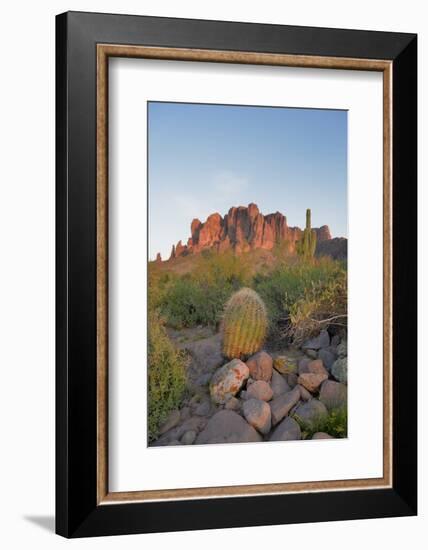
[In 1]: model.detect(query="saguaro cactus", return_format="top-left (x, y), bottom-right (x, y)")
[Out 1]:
top-left (222, 288), bottom-right (268, 359)
top-left (296, 208), bottom-right (317, 259)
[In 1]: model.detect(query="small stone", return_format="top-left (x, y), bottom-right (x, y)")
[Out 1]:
top-left (242, 399), bottom-right (271, 434)
top-left (246, 380), bottom-right (274, 401)
top-left (210, 359), bottom-right (249, 404)
top-left (225, 396), bottom-right (241, 411)
top-left (331, 357), bottom-right (348, 384)
top-left (298, 384), bottom-right (312, 401)
top-left (302, 329), bottom-right (330, 350)
top-left (298, 357), bottom-right (311, 374)
top-left (269, 416), bottom-right (301, 441)
top-left (158, 409), bottom-right (181, 435)
top-left (246, 351), bottom-right (273, 382)
top-left (287, 373), bottom-right (298, 388)
top-left (240, 390), bottom-right (248, 400)
top-left (299, 358), bottom-right (328, 377)
top-left (319, 380), bottom-right (347, 410)
top-left (181, 430), bottom-right (197, 445)
top-left (307, 359), bottom-right (328, 376)
top-left (312, 432), bottom-right (334, 440)
top-left (294, 400), bottom-right (328, 428)
top-left (269, 386), bottom-right (300, 426)
top-left (305, 349), bottom-right (318, 359)
top-left (273, 356), bottom-right (297, 375)
top-left (195, 410), bottom-right (262, 444)
top-left (298, 372), bottom-right (328, 393)
top-left (271, 370), bottom-right (290, 398)
top-left (318, 348), bottom-right (336, 371)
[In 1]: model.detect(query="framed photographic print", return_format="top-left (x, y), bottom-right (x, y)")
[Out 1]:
top-left (56, 11), bottom-right (417, 538)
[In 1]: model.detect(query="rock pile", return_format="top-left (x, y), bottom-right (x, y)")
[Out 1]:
top-left (151, 329), bottom-right (348, 446)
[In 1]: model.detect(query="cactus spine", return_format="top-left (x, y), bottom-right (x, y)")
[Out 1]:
top-left (222, 288), bottom-right (268, 359)
top-left (296, 208), bottom-right (317, 259)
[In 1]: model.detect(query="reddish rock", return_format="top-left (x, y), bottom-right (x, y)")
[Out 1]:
top-left (246, 351), bottom-right (273, 382)
top-left (166, 203), bottom-right (334, 259)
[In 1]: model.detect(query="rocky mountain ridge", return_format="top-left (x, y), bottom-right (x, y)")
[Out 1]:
top-left (158, 203), bottom-right (339, 261)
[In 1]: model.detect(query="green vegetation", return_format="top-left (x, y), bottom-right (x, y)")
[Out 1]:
top-left (149, 251), bottom-right (346, 345)
top-left (294, 407), bottom-right (348, 439)
top-left (296, 208), bottom-right (317, 260)
top-left (254, 257), bottom-right (346, 342)
top-left (222, 288), bottom-right (268, 359)
top-left (148, 310), bottom-right (187, 441)
top-left (149, 250), bottom-right (253, 329)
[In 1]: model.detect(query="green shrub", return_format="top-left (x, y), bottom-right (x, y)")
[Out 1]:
top-left (222, 287), bottom-right (268, 359)
top-left (294, 407), bottom-right (348, 439)
top-left (254, 258), bottom-right (344, 340)
top-left (148, 310), bottom-right (187, 441)
top-left (286, 264), bottom-right (347, 344)
top-left (153, 251), bottom-right (253, 329)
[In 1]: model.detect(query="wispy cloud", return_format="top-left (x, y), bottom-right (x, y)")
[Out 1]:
top-left (211, 171), bottom-right (249, 198)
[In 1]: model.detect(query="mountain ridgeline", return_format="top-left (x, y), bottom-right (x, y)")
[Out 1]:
top-left (156, 203), bottom-right (347, 262)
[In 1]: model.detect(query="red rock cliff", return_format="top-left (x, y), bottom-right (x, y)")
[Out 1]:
top-left (164, 203), bottom-right (332, 260)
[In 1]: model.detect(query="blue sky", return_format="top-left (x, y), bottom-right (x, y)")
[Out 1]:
top-left (148, 102), bottom-right (347, 260)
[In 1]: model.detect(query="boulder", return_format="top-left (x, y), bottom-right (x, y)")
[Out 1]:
top-left (294, 400), bottom-right (328, 428)
top-left (269, 417), bottom-right (301, 442)
top-left (210, 359), bottom-right (249, 404)
top-left (312, 432), bottom-right (334, 440)
top-left (246, 380), bottom-right (274, 401)
top-left (269, 386), bottom-right (300, 426)
top-left (195, 410), bottom-right (262, 444)
top-left (246, 351), bottom-right (273, 382)
top-left (298, 357), bottom-right (311, 374)
top-left (195, 398), bottom-right (212, 416)
top-left (331, 357), bottom-right (348, 384)
top-left (298, 384), bottom-right (312, 401)
top-left (158, 409), bottom-right (181, 435)
top-left (224, 397), bottom-right (241, 411)
top-left (318, 348), bottom-right (336, 371)
top-left (302, 329), bottom-right (330, 350)
top-left (154, 416), bottom-right (208, 445)
top-left (300, 358), bottom-right (328, 377)
top-left (242, 399), bottom-right (272, 434)
top-left (297, 372), bottom-right (328, 393)
top-left (181, 430), bottom-right (197, 445)
top-left (271, 370), bottom-right (290, 398)
top-left (179, 333), bottom-right (224, 385)
top-left (319, 380), bottom-right (347, 410)
top-left (287, 373), bottom-right (298, 388)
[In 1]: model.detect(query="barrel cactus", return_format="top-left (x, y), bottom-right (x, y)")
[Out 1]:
top-left (222, 288), bottom-right (268, 359)
top-left (296, 208), bottom-right (317, 259)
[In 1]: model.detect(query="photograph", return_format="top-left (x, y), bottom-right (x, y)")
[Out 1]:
top-left (147, 101), bottom-right (348, 446)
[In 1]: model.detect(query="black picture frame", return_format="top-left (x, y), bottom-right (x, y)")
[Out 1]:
top-left (56, 11), bottom-right (417, 538)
